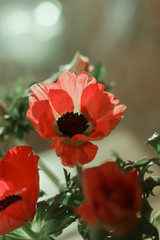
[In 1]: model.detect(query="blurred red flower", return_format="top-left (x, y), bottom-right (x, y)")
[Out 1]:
top-left (75, 162), bottom-right (142, 232)
top-left (27, 71), bottom-right (126, 167)
top-left (0, 146), bottom-right (39, 235)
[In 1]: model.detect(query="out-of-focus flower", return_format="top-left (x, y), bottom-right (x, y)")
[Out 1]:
top-left (75, 162), bottom-right (142, 232)
top-left (27, 71), bottom-right (126, 167)
top-left (44, 52), bottom-right (94, 83)
top-left (0, 146), bottom-right (39, 235)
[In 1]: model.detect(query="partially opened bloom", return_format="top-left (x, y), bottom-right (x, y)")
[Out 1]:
top-left (59, 52), bottom-right (94, 75)
top-left (27, 71), bottom-right (126, 167)
top-left (0, 146), bottom-right (39, 235)
top-left (75, 162), bottom-right (142, 232)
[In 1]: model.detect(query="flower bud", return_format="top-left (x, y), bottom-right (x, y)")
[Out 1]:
top-left (59, 52), bottom-right (94, 75)
top-left (44, 52), bottom-right (94, 83)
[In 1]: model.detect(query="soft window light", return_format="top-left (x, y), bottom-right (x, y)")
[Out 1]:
top-left (34, 1), bottom-right (61, 27)
top-left (4, 10), bottom-right (31, 35)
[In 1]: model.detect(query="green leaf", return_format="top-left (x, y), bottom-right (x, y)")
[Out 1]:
top-left (142, 218), bottom-right (159, 240)
top-left (4, 228), bottom-right (33, 240)
top-left (91, 228), bottom-right (110, 240)
top-left (152, 210), bottom-right (160, 227)
top-left (41, 211), bottom-right (76, 236)
top-left (27, 190), bottom-right (78, 239)
top-left (0, 95), bottom-right (33, 142)
top-left (110, 222), bottom-right (143, 240)
top-left (49, 230), bottom-right (63, 238)
top-left (134, 158), bottom-right (160, 180)
top-left (39, 190), bottom-right (47, 198)
top-left (4, 78), bottom-right (26, 102)
top-left (93, 63), bottom-right (106, 83)
top-left (145, 169), bottom-right (153, 174)
top-left (78, 221), bottom-right (91, 240)
top-left (141, 199), bottom-right (153, 221)
top-left (63, 168), bottom-right (71, 188)
top-left (143, 176), bottom-right (160, 197)
top-left (62, 191), bottom-right (82, 207)
top-left (9, 97), bottom-right (29, 117)
top-left (144, 132), bottom-right (160, 155)
top-left (134, 158), bottom-right (153, 167)
top-left (134, 157), bottom-right (160, 168)
top-left (43, 194), bottom-right (64, 221)
top-left (0, 235), bottom-right (8, 240)
top-left (112, 151), bottom-right (124, 166)
top-left (112, 151), bottom-right (135, 172)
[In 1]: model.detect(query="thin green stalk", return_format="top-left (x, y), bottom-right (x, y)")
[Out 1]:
top-left (15, 139), bottom-right (61, 190)
top-left (39, 160), bottom-right (61, 190)
top-left (76, 164), bottom-right (83, 188)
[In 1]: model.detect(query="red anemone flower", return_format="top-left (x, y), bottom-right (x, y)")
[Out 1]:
top-left (27, 71), bottom-right (126, 167)
top-left (0, 146), bottom-right (39, 235)
top-left (75, 162), bottom-right (142, 232)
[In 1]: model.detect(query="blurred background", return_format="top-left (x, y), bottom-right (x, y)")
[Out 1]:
top-left (0, 0), bottom-right (160, 143)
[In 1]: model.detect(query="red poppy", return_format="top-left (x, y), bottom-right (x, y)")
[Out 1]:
top-left (0, 146), bottom-right (39, 235)
top-left (75, 162), bottom-right (142, 232)
top-left (27, 71), bottom-right (126, 167)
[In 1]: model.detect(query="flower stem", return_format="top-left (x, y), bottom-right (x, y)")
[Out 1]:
top-left (39, 160), bottom-right (61, 190)
top-left (15, 139), bottom-right (61, 190)
top-left (22, 224), bottom-right (38, 239)
top-left (76, 164), bottom-right (83, 187)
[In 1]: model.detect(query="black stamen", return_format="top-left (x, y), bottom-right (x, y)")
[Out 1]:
top-left (57, 112), bottom-right (89, 138)
top-left (0, 194), bottom-right (22, 211)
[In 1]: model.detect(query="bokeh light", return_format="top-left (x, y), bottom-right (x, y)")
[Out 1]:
top-left (34, 1), bottom-right (62, 27)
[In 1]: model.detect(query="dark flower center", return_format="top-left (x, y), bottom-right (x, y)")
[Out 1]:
top-left (0, 194), bottom-right (22, 211)
top-left (57, 112), bottom-right (89, 138)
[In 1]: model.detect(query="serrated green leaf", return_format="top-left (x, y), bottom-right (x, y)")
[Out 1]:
top-left (28, 190), bottom-right (78, 239)
top-left (41, 211), bottom-right (77, 235)
top-left (39, 190), bottom-right (47, 198)
top-left (112, 151), bottom-right (124, 166)
top-left (134, 158), bottom-right (152, 167)
top-left (9, 97), bottom-right (29, 115)
top-left (142, 218), bottom-right (159, 240)
top-left (145, 169), bottom-right (153, 174)
top-left (43, 194), bottom-right (64, 221)
top-left (144, 176), bottom-right (160, 197)
top-left (62, 191), bottom-right (82, 207)
top-left (144, 132), bottom-right (160, 155)
top-left (134, 158), bottom-right (160, 168)
top-left (63, 168), bottom-right (71, 188)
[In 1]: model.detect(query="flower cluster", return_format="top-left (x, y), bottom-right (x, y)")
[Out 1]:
top-left (0, 54), bottom-right (160, 240)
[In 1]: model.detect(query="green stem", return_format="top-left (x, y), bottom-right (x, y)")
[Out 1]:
top-left (22, 224), bottom-right (38, 239)
top-left (15, 139), bottom-right (61, 190)
top-left (76, 164), bottom-right (83, 187)
top-left (39, 160), bottom-right (61, 190)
